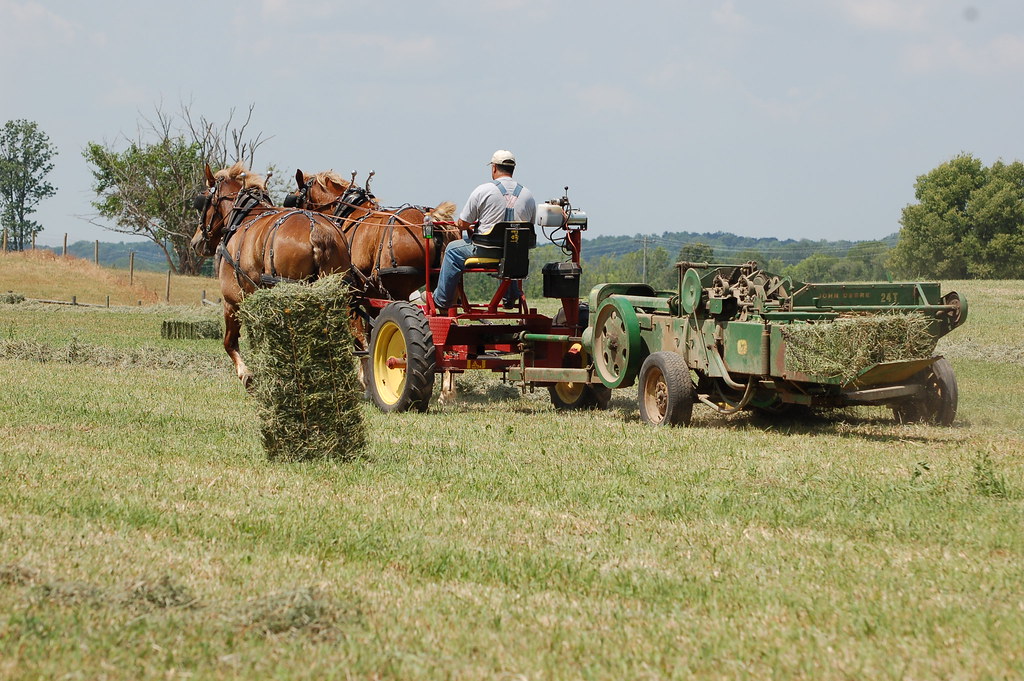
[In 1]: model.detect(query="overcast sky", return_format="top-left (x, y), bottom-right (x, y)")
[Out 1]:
top-left (4, 0), bottom-right (1023, 249)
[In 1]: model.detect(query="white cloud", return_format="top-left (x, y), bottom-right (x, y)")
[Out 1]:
top-left (904, 33), bottom-right (1024, 74)
top-left (573, 84), bottom-right (640, 117)
top-left (835, 0), bottom-right (929, 31)
top-left (289, 32), bottom-right (442, 70)
top-left (0, 0), bottom-right (76, 53)
top-left (98, 78), bottom-right (151, 109)
top-left (712, 0), bottom-right (751, 33)
top-left (341, 34), bottom-right (441, 66)
top-left (260, 0), bottom-right (338, 20)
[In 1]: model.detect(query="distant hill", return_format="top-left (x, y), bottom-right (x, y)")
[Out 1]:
top-left (38, 240), bottom-right (176, 272)
top-left (581, 231), bottom-right (900, 265)
top-left (33, 230), bottom-right (900, 273)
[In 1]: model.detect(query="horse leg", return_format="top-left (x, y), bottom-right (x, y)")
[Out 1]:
top-left (223, 308), bottom-right (252, 388)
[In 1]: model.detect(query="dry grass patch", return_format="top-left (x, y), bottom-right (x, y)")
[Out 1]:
top-left (0, 250), bottom-right (217, 306)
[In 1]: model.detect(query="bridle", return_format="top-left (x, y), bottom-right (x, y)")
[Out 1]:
top-left (193, 180), bottom-right (271, 247)
top-left (193, 180), bottom-right (233, 245)
top-left (282, 178), bottom-right (314, 209)
top-left (287, 181), bottom-right (375, 218)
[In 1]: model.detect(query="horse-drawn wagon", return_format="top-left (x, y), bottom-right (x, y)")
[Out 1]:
top-left (362, 220), bottom-right (966, 428)
top-left (361, 188), bottom-right (605, 413)
top-left (193, 163), bottom-right (968, 427)
top-left (362, 220), bottom-right (968, 426)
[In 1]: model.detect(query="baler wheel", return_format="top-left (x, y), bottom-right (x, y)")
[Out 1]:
top-left (593, 296), bottom-right (642, 388)
top-left (891, 357), bottom-right (958, 426)
top-left (638, 351), bottom-right (695, 426)
top-left (368, 301), bottom-right (436, 413)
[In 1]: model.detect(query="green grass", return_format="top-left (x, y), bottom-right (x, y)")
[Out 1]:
top-left (0, 280), bottom-right (1022, 679)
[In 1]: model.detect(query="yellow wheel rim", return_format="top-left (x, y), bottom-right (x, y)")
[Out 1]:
top-left (373, 320), bottom-right (406, 405)
top-left (554, 381), bottom-right (586, 404)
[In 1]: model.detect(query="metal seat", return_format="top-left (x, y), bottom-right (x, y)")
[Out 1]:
top-left (469, 221), bottom-right (535, 279)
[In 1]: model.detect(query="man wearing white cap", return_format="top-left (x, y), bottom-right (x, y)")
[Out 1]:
top-left (432, 150), bottom-right (537, 312)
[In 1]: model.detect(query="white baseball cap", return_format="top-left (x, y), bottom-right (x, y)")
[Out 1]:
top-left (489, 150), bottom-right (516, 166)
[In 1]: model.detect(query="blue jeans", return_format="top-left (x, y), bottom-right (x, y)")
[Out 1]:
top-left (432, 238), bottom-right (521, 309)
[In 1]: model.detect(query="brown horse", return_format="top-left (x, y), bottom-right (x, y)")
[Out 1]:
top-left (287, 169), bottom-right (457, 304)
top-left (189, 162), bottom-right (354, 386)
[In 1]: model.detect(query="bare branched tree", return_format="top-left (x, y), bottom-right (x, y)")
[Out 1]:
top-left (83, 101), bottom-right (274, 275)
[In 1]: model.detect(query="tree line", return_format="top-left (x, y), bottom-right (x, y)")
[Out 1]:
top-left (3, 108), bottom-right (1022, 282)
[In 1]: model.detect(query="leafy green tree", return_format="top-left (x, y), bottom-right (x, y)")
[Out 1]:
top-left (828, 241), bottom-right (891, 281)
top-left (785, 252), bottom-right (840, 282)
top-left (890, 153), bottom-right (1024, 279)
top-left (0, 119), bottom-right (57, 250)
top-left (735, 249), bottom-right (768, 267)
top-left (84, 137), bottom-right (205, 274)
top-left (676, 241), bottom-right (714, 265)
top-left (960, 160), bottom-right (1024, 277)
top-left (84, 103), bottom-right (271, 275)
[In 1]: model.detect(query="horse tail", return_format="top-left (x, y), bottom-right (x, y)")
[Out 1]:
top-left (430, 201), bottom-right (456, 221)
top-left (309, 215), bottom-right (350, 273)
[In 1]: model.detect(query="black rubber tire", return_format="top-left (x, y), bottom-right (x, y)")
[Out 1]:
top-left (637, 351), bottom-right (695, 426)
top-left (892, 358), bottom-right (958, 426)
top-left (552, 303), bottom-right (589, 330)
top-left (368, 301), bottom-right (436, 413)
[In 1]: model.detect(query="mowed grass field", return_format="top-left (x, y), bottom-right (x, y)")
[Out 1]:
top-left (1, 253), bottom-right (1023, 680)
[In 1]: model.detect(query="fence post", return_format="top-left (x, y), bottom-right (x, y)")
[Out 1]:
top-left (166, 269), bottom-right (171, 302)
top-left (94, 240), bottom-right (99, 265)
top-left (63, 233), bottom-right (68, 257)
top-left (129, 252), bottom-right (135, 285)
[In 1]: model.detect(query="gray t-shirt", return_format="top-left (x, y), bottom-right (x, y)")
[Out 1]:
top-left (459, 177), bottom-right (537, 236)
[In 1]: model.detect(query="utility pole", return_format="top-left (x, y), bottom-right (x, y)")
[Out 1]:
top-left (635, 235), bottom-right (650, 283)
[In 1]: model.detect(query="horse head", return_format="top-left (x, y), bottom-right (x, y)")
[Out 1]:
top-left (290, 170), bottom-right (385, 219)
top-left (190, 162), bottom-right (272, 256)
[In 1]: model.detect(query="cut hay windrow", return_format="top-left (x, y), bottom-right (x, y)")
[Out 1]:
top-left (237, 275), bottom-right (365, 462)
top-left (781, 313), bottom-right (938, 382)
top-left (1, 291), bottom-right (25, 304)
top-left (0, 338), bottom-right (230, 373)
top-left (161, 317), bottom-right (221, 340)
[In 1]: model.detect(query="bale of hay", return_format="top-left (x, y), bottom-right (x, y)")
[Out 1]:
top-left (160, 317), bottom-right (222, 340)
top-left (1, 291), bottom-right (25, 304)
top-left (781, 313), bottom-right (938, 382)
top-left (237, 275), bottom-right (365, 462)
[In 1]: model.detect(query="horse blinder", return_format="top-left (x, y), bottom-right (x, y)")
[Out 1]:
top-left (192, 193), bottom-right (211, 213)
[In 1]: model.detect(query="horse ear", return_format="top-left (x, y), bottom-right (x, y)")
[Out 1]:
top-left (295, 169), bottom-right (305, 188)
top-left (204, 164), bottom-right (216, 187)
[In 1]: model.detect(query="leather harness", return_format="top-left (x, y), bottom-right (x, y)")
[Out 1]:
top-left (322, 188), bottom-right (438, 297)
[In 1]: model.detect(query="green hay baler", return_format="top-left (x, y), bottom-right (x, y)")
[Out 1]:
top-left (580, 261), bottom-right (967, 426)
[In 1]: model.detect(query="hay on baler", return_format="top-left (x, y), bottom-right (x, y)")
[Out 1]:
top-left (237, 275), bottom-right (365, 462)
top-left (781, 313), bottom-right (937, 383)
